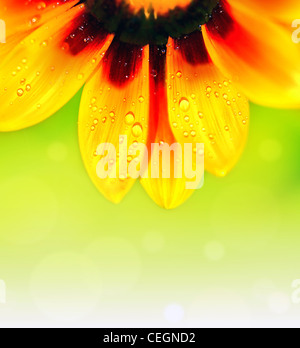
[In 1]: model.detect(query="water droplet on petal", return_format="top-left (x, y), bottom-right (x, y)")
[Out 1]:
top-left (176, 71), bottom-right (182, 78)
top-left (131, 123), bottom-right (143, 137)
top-left (179, 98), bottom-right (190, 112)
top-left (17, 88), bottom-right (24, 97)
top-left (125, 112), bottom-right (135, 125)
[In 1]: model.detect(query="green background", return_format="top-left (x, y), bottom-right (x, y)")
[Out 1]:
top-left (0, 90), bottom-right (300, 327)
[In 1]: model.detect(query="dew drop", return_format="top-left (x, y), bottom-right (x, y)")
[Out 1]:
top-left (36, 2), bottom-right (46, 10)
top-left (61, 42), bottom-right (69, 51)
top-left (125, 112), bottom-right (135, 125)
top-left (131, 123), bottom-right (143, 137)
top-left (176, 71), bottom-right (182, 78)
top-left (150, 69), bottom-right (158, 78)
top-left (17, 88), bottom-right (24, 97)
top-left (179, 98), bottom-right (190, 112)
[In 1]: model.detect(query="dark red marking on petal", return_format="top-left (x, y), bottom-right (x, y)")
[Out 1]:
top-left (148, 45), bottom-right (166, 141)
top-left (174, 31), bottom-right (211, 65)
top-left (102, 39), bottom-right (144, 88)
top-left (205, 1), bottom-right (235, 40)
top-left (62, 11), bottom-right (109, 56)
top-left (150, 45), bottom-right (166, 86)
top-left (205, 1), bottom-right (262, 62)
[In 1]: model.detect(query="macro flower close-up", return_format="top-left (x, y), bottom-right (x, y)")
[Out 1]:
top-left (0, 0), bottom-right (300, 208)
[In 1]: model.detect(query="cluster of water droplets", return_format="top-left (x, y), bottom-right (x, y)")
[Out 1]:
top-left (168, 69), bottom-right (248, 145)
top-left (87, 94), bottom-right (144, 139)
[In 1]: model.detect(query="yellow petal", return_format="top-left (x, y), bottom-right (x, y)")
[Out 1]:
top-left (0, 1), bottom-right (78, 62)
top-left (79, 42), bottom-right (150, 204)
top-left (227, 0), bottom-right (300, 22)
top-left (140, 116), bottom-right (203, 209)
top-left (0, 5), bottom-right (113, 131)
top-left (203, 2), bottom-right (300, 108)
top-left (166, 35), bottom-right (249, 176)
top-left (0, 0), bottom-right (78, 35)
top-left (140, 46), bottom-right (204, 209)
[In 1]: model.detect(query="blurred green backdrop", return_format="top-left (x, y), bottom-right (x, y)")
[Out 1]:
top-left (0, 90), bottom-right (300, 327)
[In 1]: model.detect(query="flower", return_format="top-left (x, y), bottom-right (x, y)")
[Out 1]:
top-left (0, 0), bottom-right (300, 209)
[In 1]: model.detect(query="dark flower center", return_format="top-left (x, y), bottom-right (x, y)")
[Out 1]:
top-left (85, 0), bottom-right (219, 45)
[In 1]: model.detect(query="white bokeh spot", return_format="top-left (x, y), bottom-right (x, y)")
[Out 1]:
top-left (84, 237), bottom-right (141, 296)
top-left (164, 304), bottom-right (185, 323)
top-left (30, 252), bottom-right (101, 321)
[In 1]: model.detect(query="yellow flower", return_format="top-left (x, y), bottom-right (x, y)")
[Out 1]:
top-left (0, 0), bottom-right (300, 208)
